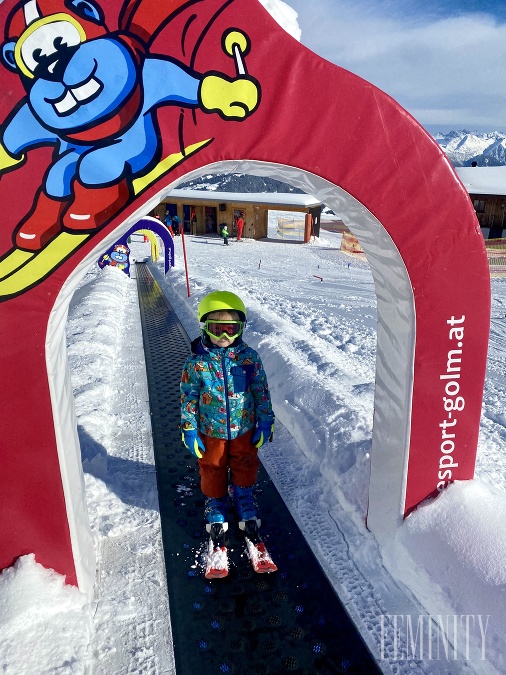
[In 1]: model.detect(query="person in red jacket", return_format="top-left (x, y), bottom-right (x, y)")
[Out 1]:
top-left (236, 213), bottom-right (245, 241)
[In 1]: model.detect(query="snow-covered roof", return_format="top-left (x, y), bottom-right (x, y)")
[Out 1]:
top-left (455, 166), bottom-right (506, 196)
top-left (168, 171), bottom-right (506, 203)
top-left (164, 188), bottom-right (322, 208)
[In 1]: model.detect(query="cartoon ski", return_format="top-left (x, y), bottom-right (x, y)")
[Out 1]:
top-left (0, 139), bottom-right (211, 299)
top-left (0, 233), bottom-right (89, 296)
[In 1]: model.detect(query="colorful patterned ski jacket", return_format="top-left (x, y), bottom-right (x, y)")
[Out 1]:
top-left (180, 335), bottom-right (273, 440)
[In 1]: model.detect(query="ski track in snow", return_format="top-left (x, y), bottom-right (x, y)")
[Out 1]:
top-left (477, 280), bottom-right (506, 492)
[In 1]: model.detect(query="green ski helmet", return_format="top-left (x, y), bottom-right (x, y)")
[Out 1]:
top-left (197, 290), bottom-right (247, 322)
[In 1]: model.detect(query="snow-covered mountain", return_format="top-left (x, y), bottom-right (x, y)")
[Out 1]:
top-left (176, 132), bottom-right (506, 195)
top-left (177, 172), bottom-right (304, 193)
top-left (434, 129), bottom-right (506, 166)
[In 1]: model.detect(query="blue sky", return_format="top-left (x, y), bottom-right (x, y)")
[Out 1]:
top-left (284, 0), bottom-right (506, 133)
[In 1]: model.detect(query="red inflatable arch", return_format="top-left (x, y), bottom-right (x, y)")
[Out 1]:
top-left (0, 0), bottom-right (490, 593)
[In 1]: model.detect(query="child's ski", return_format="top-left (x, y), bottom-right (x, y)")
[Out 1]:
top-left (204, 522), bottom-right (229, 579)
top-left (240, 519), bottom-right (278, 574)
top-left (0, 232), bottom-right (89, 300)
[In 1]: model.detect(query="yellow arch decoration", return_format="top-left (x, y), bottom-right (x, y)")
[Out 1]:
top-left (135, 229), bottom-right (160, 263)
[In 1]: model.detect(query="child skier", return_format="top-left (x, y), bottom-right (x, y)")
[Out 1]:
top-left (180, 291), bottom-right (275, 576)
top-left (220, 224), bottom-right (229, 245)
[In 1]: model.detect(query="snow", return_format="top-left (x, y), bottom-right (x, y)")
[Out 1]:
top-left (0, 555), bottom-right (91, 674)
top-left (1, 218), bottom-right (505, 675)
top-left (161, 187), bottom-right (322, 207)
top-left (257, 0), bottom-right (302, 41)
top-left (1, 2), bottom-right (506, 673)
top-left (456, 166), bottom-right (506, 197)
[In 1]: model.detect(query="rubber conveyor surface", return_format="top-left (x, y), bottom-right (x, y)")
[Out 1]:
top-left (136, 263), bottom-right (381, 675)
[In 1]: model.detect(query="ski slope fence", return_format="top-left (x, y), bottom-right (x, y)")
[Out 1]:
top-left (276, 215), bottom-right (305, 240)
top-left (343, 233), bottom-right (505, 272)
top-left (485, 238), bottom-right (506, 276)
top-left (340, 231), bottom-right (366, 259)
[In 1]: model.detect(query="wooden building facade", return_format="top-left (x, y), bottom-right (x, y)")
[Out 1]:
top-left (150, 189), bottom-right (322, 240)
top-left (468, 194), bottom-right (505, 239)
top-left (455, 166), bottom-right (506, 239)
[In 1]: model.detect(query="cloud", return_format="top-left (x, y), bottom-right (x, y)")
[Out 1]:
top-left (286, 0), bottom-right (506, 129)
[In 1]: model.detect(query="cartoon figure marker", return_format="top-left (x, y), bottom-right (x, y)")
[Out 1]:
top-left (98, 243), bottom-right (130, 273)
top-left (0, 0), bottom-right (260, 297)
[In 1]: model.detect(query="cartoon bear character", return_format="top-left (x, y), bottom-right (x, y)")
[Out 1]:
top-left (202, 392), bottom-right (212, 405)
top-left (0, 0), bottom-right (260, 251)
top-left (98, 242), bottom-right (129, 271)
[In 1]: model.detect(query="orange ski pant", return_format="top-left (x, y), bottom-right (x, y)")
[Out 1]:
top-left (198, 429), bottom-right (259, 498)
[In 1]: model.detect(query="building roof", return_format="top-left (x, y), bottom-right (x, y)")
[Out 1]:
top-left (167, 170), bottom-right (506, 203)
top-left (164, 188), bottom-right (322, 208)
top-left (455, 166), bottom-right (506, 197)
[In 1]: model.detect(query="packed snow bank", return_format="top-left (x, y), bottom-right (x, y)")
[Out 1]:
top-left (385, 480), bottom-right (506, 672)
top-left (405, 481), bottom-right (506, 587)
top-left (0, 555), bottom-right (91, 674)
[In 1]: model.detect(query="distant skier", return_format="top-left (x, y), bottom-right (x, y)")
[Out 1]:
top-left (172, 214), bottom-right (182, 236)
top-left (236, 213), bottom-right (245, 241)
top-left (164, 211), bottom-right (174, 236)
top-left (221, 224), bottom-right (230, 245)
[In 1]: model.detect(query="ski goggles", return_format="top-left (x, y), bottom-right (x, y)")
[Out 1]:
top-left (203, 320), bottom-right (243, 340)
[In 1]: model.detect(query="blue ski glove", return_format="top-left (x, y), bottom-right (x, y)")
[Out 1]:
top-left (181, 426), bottom-right (206, 458)
top-left (251, 417), bottom-right (275, 448)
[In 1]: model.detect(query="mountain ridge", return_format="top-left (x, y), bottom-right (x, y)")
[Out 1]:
top-left (176, 130), bottom-right (506, 194)
top-left (434, 129), bottom-right (506, 166)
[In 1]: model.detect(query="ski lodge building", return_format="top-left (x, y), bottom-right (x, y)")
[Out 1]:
top-left (153, 168), bottom-right (506, 242)
top-left (151, 189), bottom-right (323, 240)
top-left (456, 166), bottom-right (506, 240)
top-left (147, 171), bottom-right (505, 273)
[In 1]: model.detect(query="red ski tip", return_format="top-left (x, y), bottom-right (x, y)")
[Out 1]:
top-left (205, 544), bottom-right (229, 579)
top-left (205, 566), bottom-right (229, 579)
top-left (246, 540), bottom-right (278, 574)
top-left (254, 559), bottom-right (278, 574)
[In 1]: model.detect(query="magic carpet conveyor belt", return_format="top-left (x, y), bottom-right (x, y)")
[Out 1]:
top-left (135, 262), bottom-right (381, 675)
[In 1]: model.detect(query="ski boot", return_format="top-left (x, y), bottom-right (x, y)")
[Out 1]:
top-left (204, 497), bottom-right (228, 579)
top-left (204, 496), bottom-right (227, 525)
top-left (229, 485), bottom-right (259, 524)
top-left (229, 485), bottom-right (277, 573)
top-left (15, 189), bottom-right (67, 251)
top-left (63, 178), bottom-right (130, 232)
